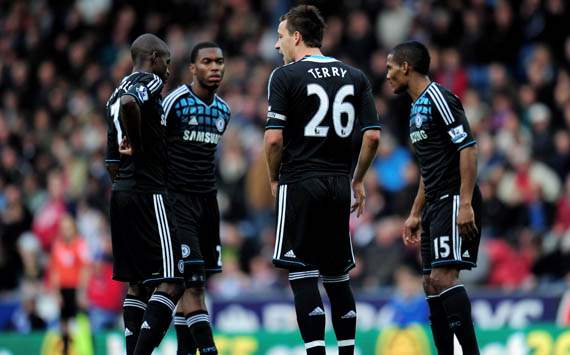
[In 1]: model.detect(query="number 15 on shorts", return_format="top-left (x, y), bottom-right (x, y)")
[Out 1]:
top-left (434, 236), bottom-right (450, 259)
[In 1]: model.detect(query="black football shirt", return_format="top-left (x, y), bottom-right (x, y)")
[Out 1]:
top-left (408, 82), bottom-right (476, 201)
top-left (105, 71), bottom-right (168, 193)
top-left (163, 85), bottom-right (231, 194)
top-left (266, 55), bottom-right (381, 183)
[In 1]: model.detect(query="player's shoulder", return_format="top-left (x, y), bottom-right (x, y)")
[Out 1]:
top-left (163, 85), bottom-right (190, 115)
top-left (164, 85), bottom-right (190, 104)
top-left (268, 60), bottom-right (299, 82)
top-left (134, 72), bottom-right (162, 86)
top-left (214, 95), bottom-right (231, 115)
top-left (427, 82), bottom-right (459, 103)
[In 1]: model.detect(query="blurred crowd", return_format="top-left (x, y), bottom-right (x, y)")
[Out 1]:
top-left (0, 0), bottom-right (569, 332)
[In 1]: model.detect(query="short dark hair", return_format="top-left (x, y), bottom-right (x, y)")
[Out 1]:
top-left (391, 41), bottom-right (431, 75)
top-left (131, 33), bottom-right (169, 64)
top-left (190, 41), bottom-right (222, 63)
top-left (280, 5), bottom-right (326, 48)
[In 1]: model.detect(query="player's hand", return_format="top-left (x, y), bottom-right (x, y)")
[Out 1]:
top-left (457, 202), bottom-right (478, 241)
top-left (119, 136), bottom-right (133, 156)
top-left (403, 215), bottom-right (421, 247)
top-left (351, 180), bottom-right (366, 217)
top-left (270, 180), bottom-right (278, 197)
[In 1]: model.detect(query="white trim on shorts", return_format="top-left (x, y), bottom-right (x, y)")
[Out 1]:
top-left (273, 185), bottom-right (287, 259)
top-left (153, 194), bottom-right (175, 278)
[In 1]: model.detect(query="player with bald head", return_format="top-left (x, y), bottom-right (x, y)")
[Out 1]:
top-left (105, 33), bottom-right (184, 355)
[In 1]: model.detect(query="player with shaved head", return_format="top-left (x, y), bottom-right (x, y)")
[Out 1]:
top-left (105, 33), bottom-right (184, 355)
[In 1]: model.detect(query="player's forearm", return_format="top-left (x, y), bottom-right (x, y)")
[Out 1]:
top-left (459, 145), bottom-right (478, 206)
top-left (120, 96), bottom-right (143, 153)
top-left (410, 176), bottom-right (425, 217)
top-left (264, 131), bottom-right (283, 182)
top-left (353, 129), bottom-right (380, 182)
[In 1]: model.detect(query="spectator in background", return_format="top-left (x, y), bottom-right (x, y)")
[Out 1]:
top-left (375, 0), bottom-right (413, 49)
top-left (86, 235), bottom-right (124, 331)
top-left (528, 103), bottom-right (554, 162)
top-left (435, 48), bottom-right (468, 99)
top-left (32, 170), bottom-right (68, 251)
top-left (554, 176), bottom-right (570, 232)
top-left (372, 132), bottom-right (412, 197)
top-left (48, 214), bottom-right (89, 355)
top-left (386, 265), bottom-right (429, 327)
top-left (0, 185), bottom-right (31, 291)
top-left (551, 130), bottom-right (570, 180)
top-left (11, 282), bottom-right (46, 333)
top-left (360, 217), bottom-right (406, 289)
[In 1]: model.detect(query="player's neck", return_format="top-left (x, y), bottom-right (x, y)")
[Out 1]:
top-left (294, 47), bottom-right (323, 62)
top-left (408, 75), bottom-right (432, 101)
top-left (191, 82), bottom-right (216, 103)
top-left (132, 64), bottom-right (152, 75)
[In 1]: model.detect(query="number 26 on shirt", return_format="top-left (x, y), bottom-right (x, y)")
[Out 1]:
top-left (305, 83), bottom-right (355, 138)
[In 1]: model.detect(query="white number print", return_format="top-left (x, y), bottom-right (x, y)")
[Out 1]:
top-left (216, 245), bottom-right (222, 267)
top-left (433, 236), bottom-right (451, 259)
top-left (110, 99), bottom-right (123, 145)
top-left (304, 84), bottom-right (355, 138)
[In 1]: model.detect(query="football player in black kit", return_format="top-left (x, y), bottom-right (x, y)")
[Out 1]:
top-left (264, 5), bottom-right (381, 355)
top-left (162, 42), bottom-right (230, 355)
top-left (386, 41), bottom-right (481, 355)
top-left (105, 34), bottom-right (183, 355)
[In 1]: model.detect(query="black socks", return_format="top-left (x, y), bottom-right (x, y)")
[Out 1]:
top-left (134, 291), bottom-right (177, 355)
top-left (123, 294), bottom-right (148, 355)
top-left (175, 312), bottom-right (197, 355)
top-left (427, 295), bottom-right (454, 355)
top-left (289, 271), bottom-right (326, 355)
top-left (440, 285), bottom-right (479, 355)
top-left (186, 310), bottom-right (217, 354)
top-left (322, 274), bottom-right (356, 355)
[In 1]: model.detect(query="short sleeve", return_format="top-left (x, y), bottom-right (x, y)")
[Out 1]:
top-left (427, 84), bottom-right (476, 151)
top-left (162, 86), bottom-right (187, 130)
top-left (105, 101), bottom-right (120, 166)
top-left (124, 73), bottom-right (164, 106)
top-left (357, 71), bottom-right (382, 132)
top-left (105, 124), bottom-right (120, 166)
top-left (266, 68), bottom-right (288, 130)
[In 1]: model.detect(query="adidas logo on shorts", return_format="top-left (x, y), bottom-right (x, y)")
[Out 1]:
top-left (463, 250), bottom-right (470, 258)
top-left (125, 328), bottom-right (133, 336)
top-left (341, 310), bottom-right (357, 319)
top-left (284, 250), bottom-right (296, 258)
top-left (141, 321), bottom-right (151, 330)
top-left (309, 307), bottom-right (325, 316)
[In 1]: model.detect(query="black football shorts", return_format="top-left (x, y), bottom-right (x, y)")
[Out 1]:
top-left (272, 175), bottom-right (355, 275)
top-left (110, 190), bottom-right (183, 285)
top-left (420, 187), bottom-right (482, 274)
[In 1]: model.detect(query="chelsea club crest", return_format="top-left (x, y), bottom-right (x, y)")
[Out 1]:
top-left (415, 113), bottom-right (423, 128)
top-left (216, 118), bottom-right (225, 132)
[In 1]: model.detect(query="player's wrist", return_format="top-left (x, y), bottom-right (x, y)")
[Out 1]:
top-left (459, 200), bottom-right (472, 208)
top-left (408, 211), bottom-right (421, 219)
top-left (352, 176), bottom-right (364, 184)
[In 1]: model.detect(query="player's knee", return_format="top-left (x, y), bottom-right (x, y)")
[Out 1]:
top-left (157, 281), bottom-right (184, 300)
top-left (127, 282), bottom-right (152, 301)
top-left (185, 286), bottom-right (205, 300)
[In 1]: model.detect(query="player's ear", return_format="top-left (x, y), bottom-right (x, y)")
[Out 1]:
top-left (293, 31), bottom-right (301, 45)
top-left (401, 61), bottom-right (410, 75)
top-left (190, 63), bottom-right (197, 76)
top-left (150, 51), bottom-right (158, 64)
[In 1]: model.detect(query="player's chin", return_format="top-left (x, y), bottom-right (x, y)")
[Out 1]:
top-left (393, 84), bottom-right (406, 95)
top-left (206, 81), bottom-right (221, 88)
